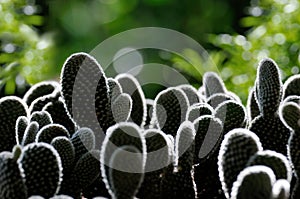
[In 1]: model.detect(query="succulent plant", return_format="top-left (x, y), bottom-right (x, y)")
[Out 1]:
top-left (0, 96), bottom-right (28, 152)
top-left (246, 88), bottom-right (260, 122)
top-left (283, 74), bottom-right (300, 99)
top-left (186, 102), bottom-right (214, 122)
top-left (249, 58), bottom-right (290, 155)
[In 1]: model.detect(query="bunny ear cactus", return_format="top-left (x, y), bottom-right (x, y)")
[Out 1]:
top-left (246, 150), bottom-right (292, 182)
top-left (145, 99), bottom-right (154, 128)
top-left (0, 96), bottom-right (28, 152)
top-left (21, 121), bottom-right (39, 146)
top-left (215, 100), bottom-right (247, 133)
top-left (43, 98), bottom-right (77, 135)
top-left (151, 87), bottom-right (189, 137)
top-left (283, 74), bottom-right (300, 99)
top-left (272, 179), bottom-right (291, 199)
top-left (30, 111), bottom-right (53, 129)
top-left (107, 78), bottom-right (122, 102)
top-left (203, 72), bottom-right (227, 98)
top-left (177, 84), bottom-right (201, 105)
top-left (230, 165), bottom-right (276, 199)
top-left (160, 121), bottom-right (197, 199)
top-left (0, 148), bottom-right (27, 199)
top-left (207, 93), bottom-right (235, 109)
top-left (280, 102), bottom-right (300, 198)
top-left (186, 103), bottom-right (214, 122)
top-left (116, 74), bottom-right (147, 127)
top-left (101, 122), bottom-right (146, 194)
top-left (15, 116), bottom-right (29, 145)
top-left (36, 124), bottom-right (70, 143)
top-left (60, 52), bottom-right (115, 146)
top-left (218, 128), bottom-right (263, 198)
top-left (249, 58), bottom-right (290, 155)
top-left (247, 88), bottom-right (260, 122)
top-left (18, 142), bottom-right (63, 198)
top-left (111, 93), bottom-right (132, 123)
top-left (23, 81), bottom-right (60, 107)
top-left (137, 129), bottom-right (172, 199)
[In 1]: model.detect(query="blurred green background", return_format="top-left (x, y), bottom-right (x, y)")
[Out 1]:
top-left (1, 0), bottom-right (300, 103)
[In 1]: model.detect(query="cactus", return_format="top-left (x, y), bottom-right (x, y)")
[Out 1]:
top-left (246, 150), bottom-right (292, 182)
top-left (60, 52), bottom-right (115, 146)
top-left (151, 87), bottom-right (189, 137)
top-left (115, 74), bottom-right (147, 127)
top-left (230, 165), bottom-right (276, 199)
top-left (145, 99), bottom-right (154, 128)
top-left (0, 148), bottom-right (27, 199)
top-left (29, 111), bottom-right (53, 129)
top-left (111, 93), bottom-right (132, 123)
top-left (43, 98), bottom-right (77, 135)
top-left (186, 103), bottom-right (214, 122)
top-left (15, 116), bottom-right (29, 145)
top-left (18, 142), bottom-right (63, 198)
top-left (207, 93), bottom-right (235, 109)
top-left (246, 88), bottom-right (260, 122)
top-left (280, 102), bottom-right (300, 198)
top-left (203, 72), bottom-right (226, 98)
top-left (160, 121), bottom-right (197, 199)
top-left (249, 58), bottom-right (290, 155)
top-left (21, 121), bottom-right (39, 146)
top-left (283, 74), bottom-right (300, 99)
top-left (177, 84), bottom-right (201, 105)
top-left (218, 128), bottom-right (263, 198)
top-left (214, 100), bottom-right (247, 133)
top-left (137, 129), bottom-right (173, 199)
top-left (0, 96), bottom-right (28, 152)
top-left (36, 124), bottom-right (70, 143)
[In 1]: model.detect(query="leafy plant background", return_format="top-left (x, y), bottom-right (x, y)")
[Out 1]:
top-left (1, 0), bottom-right (299, 103)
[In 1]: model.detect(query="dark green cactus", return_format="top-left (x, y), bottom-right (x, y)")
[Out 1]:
top-left (151, 87), bottom-right (189, 137)
top-left (0, 96), bottom-right (28, 152)
top-left (177, 84), bottom-right (201, 105)
top-left (21, 121), bottom-right (39, 146)
top-left (214, 100), bottom-right (247, 133)
top-left (246, 88), bottom-right (260, 122)
top-left (283, 74), bottom-right (300, 99)
top-left (15, 116), bottom-right (29, 145)
top-left (203, 72), bottom-right (226, 98)
top-left (137, 129), bottom-right (172, 199)
top-left (18, 142), bottom-right (63, 198)
top-left (43, 98), bottom-right (77, 135)
top-left (246, 150), bottom-right (292, 182)
top-left (23, 81), bottom-right (60, 107)
top-left (207, 93), bottom-right (235, 109)
top-left (36, 124), bottom-right (70, 144)
top-left (60, 52), bottom-right (115, 146)
top-left (101, 122), bottom-right (146, 194)
top-left (218, 128), bottom-right (263, 198)
top-left (230, 165), bottom-right (276, 199)
top-left (29, 111), bottom-right (53, 129)
top-left (186, 102), bottom-right (214, 122)
top-left (249, 58), bottom-right (290, 155)
top-left (280, 102), bottom-right (300, 198)
top-left (51, 136), bottom-right (75, 175)
top-left (116, 73), bottom-right (147, 127)
top-left (161, 121), bottom-right (197, 199)
top-left (111, 93), bottom-right (132, 123)
top-left (107, 77), bottom-right (122, 102)
top-left (106, 145), bottom-right (144, 199)
top-left (0, 147), bottom-right (27, 199)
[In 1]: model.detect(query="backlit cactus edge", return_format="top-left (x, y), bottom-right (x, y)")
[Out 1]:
top-left (0, 53), bottom-right (299, 199)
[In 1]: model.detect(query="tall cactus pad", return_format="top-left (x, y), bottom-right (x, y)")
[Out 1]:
top-left (36, 124), bottom-right (70, 144)
top-left (30, 111), bottom-right (53, 129)
top-left (116, 74), bottom-right (147, 127)
top-left (215, 100), bottom-right (247, 133)
top-left (60, 52), bottom-right (114, 140)
top-left (111, 93), bottom-right (132, 123)
top-left (218, 128), bottom-right (263, 198)
top-left (107, 78), bottom-right (122, 102)
top-left (177, 84), bottom-right (200, 105)
top-left (107, 146), bottom-right (144, 199)
top-left (15, 116), bottom-right (29, 145)
top-left (247, 88), bottom-right (260, 121)
top-left (203, 72), bottom-right (226, 98)
top-left (230, 166), bottom-right (275, 199)
top-left (186, 103), bottom-right (213, 122)
top-left (255, 58), bottom-right (282, 116)
top-left (43, 99), bottom-right (77, 135)
top-left (283, 74), bottom-right (300, 98)
top-left (21, 122), bottom-right (39, 146)
top-left (152, 87), bottom-right (189, 137)
top-left (23, 81), bottom-right (60, 106)
top-left (0, 151), bottom-right (27, 199)
top-left (246, 150), bottom-right (292, 182)
top-left (193, 115), bottom-right (223, 163)
top-left (207, 93), bottom-right (234, 109)
top-left (18, 143), bottom-right (63, 198)
top-left (0, 96), bottom-right (28, 152)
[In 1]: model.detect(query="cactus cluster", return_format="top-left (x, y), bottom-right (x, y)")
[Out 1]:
top-left (0, 53), bottom-right (300, 199)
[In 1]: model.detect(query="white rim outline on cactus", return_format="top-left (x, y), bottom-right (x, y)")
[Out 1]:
top-left (71, 27), bottom-right (228, 172)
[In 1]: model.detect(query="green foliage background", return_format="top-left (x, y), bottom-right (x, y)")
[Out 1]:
top-left (1, 0), bottom-right (300, 103)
